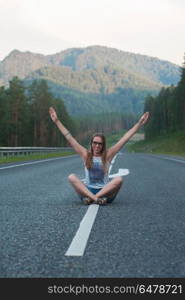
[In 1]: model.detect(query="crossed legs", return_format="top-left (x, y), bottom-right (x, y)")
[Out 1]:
top-left (68, 173), bottom-right (123, 204)
top-left (68, 174), bottom-right (97, 202)
top-left (95, 176), bottom-right (123, 200)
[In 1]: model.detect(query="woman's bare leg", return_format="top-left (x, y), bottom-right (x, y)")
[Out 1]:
top-left (95, 176), bottom-right (123, 200)
top-left (68, 174), bottom-right (98, 202)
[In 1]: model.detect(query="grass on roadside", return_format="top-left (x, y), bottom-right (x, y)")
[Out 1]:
top-left (126, 131), bottom-right (185, 157)
top-left (0, 151), bottom-right (75, 164)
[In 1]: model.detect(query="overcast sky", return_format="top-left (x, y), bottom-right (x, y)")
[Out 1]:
top-left (0, 0), bottom-right (185, 65)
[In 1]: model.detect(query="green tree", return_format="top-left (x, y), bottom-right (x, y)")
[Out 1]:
top-left (0, 86), bottom-right (8, 146)
top-left (27, 79), bottom-right (74, 146)
top-left (48, 97), bottom-right (75, 147)
top-left (6, 77), bottom-right (28, 146)
top-left (28, 80), bottom-right (53, 146)
top-left (175, 54), bottom-right (185, 129)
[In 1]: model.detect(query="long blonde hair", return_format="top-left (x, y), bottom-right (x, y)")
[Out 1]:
top-left (85, 133), bottom-right (107, 171)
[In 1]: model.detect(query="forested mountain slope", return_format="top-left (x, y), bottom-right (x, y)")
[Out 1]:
top-left (0, 45), bottom-right (180, 115)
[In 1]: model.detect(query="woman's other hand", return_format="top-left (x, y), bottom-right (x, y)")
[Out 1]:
top-left (138, 112), bottom-right (150, 126)
top-left (49, 106), bottom-right (58, 123)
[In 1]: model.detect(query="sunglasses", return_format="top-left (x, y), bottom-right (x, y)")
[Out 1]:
top-left (92, 141), bottom-right (103, 146)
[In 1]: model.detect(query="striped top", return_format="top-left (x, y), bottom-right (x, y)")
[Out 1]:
top-left (84, 156), bottom-right (109, 189)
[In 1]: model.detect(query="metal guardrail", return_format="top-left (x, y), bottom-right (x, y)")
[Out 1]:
top-left (0, 147), bottom-right (73, 158)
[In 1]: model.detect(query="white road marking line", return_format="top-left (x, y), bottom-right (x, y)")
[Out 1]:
top-left (159, 157), bottom-right (185, 164)
top-left (0, 155), bottom-right (76, 170)
top-left (109, 168), bottom-right (130, 178)
top-left (109, 154), bottom-right (117, 173)
top-left (65, 204), bottom-right (99, 256)
top-left (65, 154), bottom-right (118, 257)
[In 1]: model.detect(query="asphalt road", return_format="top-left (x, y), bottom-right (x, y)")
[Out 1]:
top-left (0, 152), bottom-right (185, 278)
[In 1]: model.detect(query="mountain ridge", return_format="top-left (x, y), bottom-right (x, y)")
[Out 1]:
top-left (0, 45), bottom-right (180, 87)
top-left (0, 45), bottom-right (181, 116)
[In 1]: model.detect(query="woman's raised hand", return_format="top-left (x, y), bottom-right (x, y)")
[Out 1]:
top-left (49, 106), bottom-right (58, 123)
top-left (138, 112), bottom-right (150, 126)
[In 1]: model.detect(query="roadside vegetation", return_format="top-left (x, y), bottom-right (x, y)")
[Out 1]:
top-left (0, 151), bottom-right (75, 164)
top-left (127, 131), bottom-right (185, 157)
top-left (129, 54), bottom-right (185, 158)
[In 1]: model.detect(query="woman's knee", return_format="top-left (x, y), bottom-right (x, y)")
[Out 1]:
top-left (115, 176), bottom-right (123, 185)
top-left (68, 173), bottom-right (77, 182)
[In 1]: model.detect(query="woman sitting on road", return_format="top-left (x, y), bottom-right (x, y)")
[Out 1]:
top-left (49, 107), bottom-right (149, 205)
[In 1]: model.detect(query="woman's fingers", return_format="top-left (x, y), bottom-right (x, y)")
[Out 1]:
top-left (143, 112), bottom-right (149, 124)
top-left (49, 106), bottom-right (54, 113)
top-left (139, 112), bottom-right (149, 125)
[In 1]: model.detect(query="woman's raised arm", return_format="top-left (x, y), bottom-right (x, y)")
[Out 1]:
top-left (107, 112), bottom-right (150, 162)
top-left (49, 107), bottom-right (87, 160)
